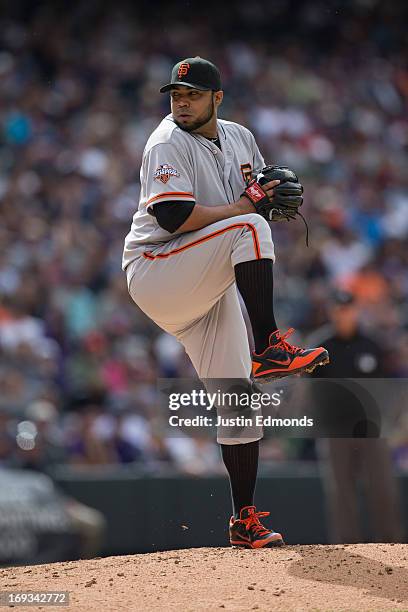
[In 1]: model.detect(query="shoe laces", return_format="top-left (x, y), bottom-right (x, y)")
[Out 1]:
top-left (272, 327), bottom-right (303, 355)
top-left (242, 510), bottom-right (271, 536)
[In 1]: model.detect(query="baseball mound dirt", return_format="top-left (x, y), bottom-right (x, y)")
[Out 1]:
top-left (1, 544), bottom-right (408, 611)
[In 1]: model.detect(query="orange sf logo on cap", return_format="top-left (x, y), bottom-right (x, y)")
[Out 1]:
top-left (177, 63), bottom-right (190, 79)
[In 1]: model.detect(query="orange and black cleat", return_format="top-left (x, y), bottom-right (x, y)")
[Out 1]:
top-left (229, 506), bottom-right (284, 549)
top-left (252, 327), bottom-right (329, 382)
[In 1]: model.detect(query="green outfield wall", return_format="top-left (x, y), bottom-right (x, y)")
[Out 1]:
top-left (52, 464), bottom-right (407, 554)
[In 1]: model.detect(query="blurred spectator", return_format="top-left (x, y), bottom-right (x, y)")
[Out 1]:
top-left (309, 290), bottom-right (403, 543)
top-left (65, 405), bottom-right (117, 466)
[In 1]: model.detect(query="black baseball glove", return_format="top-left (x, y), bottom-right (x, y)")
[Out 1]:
top-left (241, 165), bottom-right (303, 223)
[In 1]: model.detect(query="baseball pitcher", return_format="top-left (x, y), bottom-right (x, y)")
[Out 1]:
top-left (123, 57), bottom-right (329, 548)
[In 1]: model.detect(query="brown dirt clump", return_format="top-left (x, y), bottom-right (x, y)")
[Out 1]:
top-left (1, 543), bottom-right (408, 611)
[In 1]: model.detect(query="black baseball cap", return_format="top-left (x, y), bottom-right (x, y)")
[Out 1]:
top-left (160, 57), bottom-right (221, 93)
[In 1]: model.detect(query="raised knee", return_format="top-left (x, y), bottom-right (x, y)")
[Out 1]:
top-left (240, 213), bottom-right (271, 236)
top-left (238, 213), bottom-right (275, 261)
top-left (243, 213), bottom-right (273, 244)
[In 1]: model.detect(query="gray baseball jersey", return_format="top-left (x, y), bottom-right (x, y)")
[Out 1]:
top-left (124, 114), bottom-right (276, 444)
top-left (122, 114), bottom-right (265, 270)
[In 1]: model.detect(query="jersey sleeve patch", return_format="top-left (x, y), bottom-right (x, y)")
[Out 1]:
top-left (154, 164), bottom-right (180, 184)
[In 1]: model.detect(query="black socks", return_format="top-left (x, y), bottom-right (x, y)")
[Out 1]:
top-left (234, 258), bottom-right (278, 354)
top-left (221, 441), bottom-right (259, 519)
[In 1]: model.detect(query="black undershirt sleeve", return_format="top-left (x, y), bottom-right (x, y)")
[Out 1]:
top-left (150, 200), bottom-right (196, 233)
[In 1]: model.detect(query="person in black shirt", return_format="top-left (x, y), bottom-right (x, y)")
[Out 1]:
top-left (310, 290), bottom-right (403, 543)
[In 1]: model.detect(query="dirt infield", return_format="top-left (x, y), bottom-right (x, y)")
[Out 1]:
top-left (1, 544), bottom-right (408, 611)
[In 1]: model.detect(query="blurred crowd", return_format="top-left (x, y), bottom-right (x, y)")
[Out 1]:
top-left (0, 0), bottom-right (407, 475)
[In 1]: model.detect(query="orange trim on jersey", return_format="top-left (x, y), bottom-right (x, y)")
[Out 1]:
top-left (145, 191), bottom-right (195, 207)
top-left (142, 223), bottom-right (262, 261)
